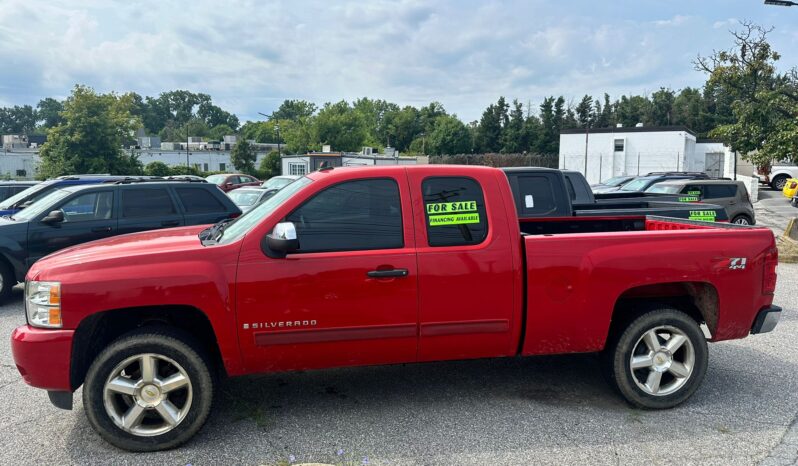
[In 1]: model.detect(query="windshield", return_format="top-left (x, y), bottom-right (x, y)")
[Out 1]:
top-left (646, 184), bottom-right (682, 194)
top-left (602, 176), bottom-right (632, 187)
top-left (0, 182), bottom-right (52, 209)
top-left (206, 175), bottom-right (226, 184)
top-left (217, 176), bottom-right (313, 244)
top-left (262, 177), bottom-right (295, 190)
top-left (11, 188), bottom-right (72, 221)
top-left (620, 177), bottom-right (655, 192)
top-left (228, 190), bottom-right (263, 206)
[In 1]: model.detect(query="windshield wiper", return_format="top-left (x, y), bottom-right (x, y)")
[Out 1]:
top-left (200, 218), bottom-right (234, 243)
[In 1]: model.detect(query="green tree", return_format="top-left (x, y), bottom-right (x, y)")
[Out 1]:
top-left (313, 101), bottom-right (367, 152)
top-left (615, 95), bottom-right (651, 127)
top-left (258, 150), bottom-right (282, 178)
top-left (385, 106), bottom-right (421, 151)
top-left (208, 124), bottom-right (235, 141)
top-left (144, 161), bottom-right (172, 176)
top-left (574, 95), bottom-right (595, 128)
top-left (282, 117), bottom-right (315, 154)
top-left (696, 21), bottom-right (798, 166)
top-left (649, 88), bottom-right (676, 126)
top-left (475, 97), bottom-right (508, 152)
top-left (0, 105), bottom-right (37, 134)
top-left (427, 115), bottom-right (472, 155)
top-left (672, 87), bottom-right (709, 133)
top-left (230, 139), bottom-right (257, 174)
top-left (39, 85), bottom-right (143, 178)
top-left (501, 99), bottom-right (527, 153)
top-left (272, 99), bottom-right (317, 121)
top-left (36, 98), bottom-right (64, 129)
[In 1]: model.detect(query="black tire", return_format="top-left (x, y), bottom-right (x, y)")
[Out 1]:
top-left (83, 327), bottom-right (214, 451)
top-left (0, 260), bottom-right (15, 303)
top-left (771, 175), bottom-right (789, 191)
top-left (791, 197), bottom-right (798, 208)
top-left (731, 214), bottom-right (753, 225)
top-left (602, 306), bottom-right (708, 409)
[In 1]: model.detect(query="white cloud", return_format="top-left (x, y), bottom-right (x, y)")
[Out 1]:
top-left (0, 1), bottom-right (795, 122)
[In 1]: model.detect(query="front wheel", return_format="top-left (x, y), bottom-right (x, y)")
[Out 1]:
top-left (83, 328), bottom-right (214, 451)
top-left (603, 307), bottom-right (708, 409)
top-left (732, 215), bottom-right (753, 225)
top-left (772, 175), bottom-right (789, 191)
top-left (0, 260), bottom-right (14, 303)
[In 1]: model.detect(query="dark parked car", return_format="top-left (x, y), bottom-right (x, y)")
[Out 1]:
top-left (0, 181), bottom-right (38, 203)
top-left (646, 179), bottom-right (756, 225)
top-left (0, 180), bottom-right (241, 300)
top-left (206, 174), bottom-right (260, 192)
top-left (0, 175), bottom-right (130, 216)
top-left (615, 173), bottom-right (710, 193)
top-left (590, 175), bottom-right (635, 193)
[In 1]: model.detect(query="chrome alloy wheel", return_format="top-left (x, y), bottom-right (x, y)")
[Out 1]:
top-left (629, 326), bottom-right (695, 396)
top-left (733, 217), bottom-right (751, 225)
top-left (103, 353), bottom-right (193, 437)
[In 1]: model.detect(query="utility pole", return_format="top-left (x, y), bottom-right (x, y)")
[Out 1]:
top-left (583, 123), bottom-right (589, 178)
top-left (186, 127), bottom-right (190, 167)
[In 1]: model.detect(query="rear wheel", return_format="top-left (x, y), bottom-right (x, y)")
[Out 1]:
top-left (603, 307), bottom-right (708, 409)
top-left (83, 328), bottom-right (214, 451)
top-left (771, 175), bottom-right (789, 191)
top-left (732, 215), bottom-right (752, 225)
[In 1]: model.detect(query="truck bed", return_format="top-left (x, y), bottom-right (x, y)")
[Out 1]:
top-left (519, 216), bottom-right (775, 356)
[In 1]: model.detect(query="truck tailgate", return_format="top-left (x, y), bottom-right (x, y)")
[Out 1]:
top-left (520, 218), bottom-right (776, 356)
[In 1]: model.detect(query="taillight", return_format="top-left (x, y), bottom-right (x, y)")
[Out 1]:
top-left (763, 246), bottom-right (778, 294)
top-left (790, 181), bottom-right (797, 189)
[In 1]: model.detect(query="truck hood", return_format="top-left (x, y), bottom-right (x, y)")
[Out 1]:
top-left (29, 225), bottom-right (209, 278)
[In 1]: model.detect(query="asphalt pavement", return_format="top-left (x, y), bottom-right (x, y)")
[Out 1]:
top-left (756, 186), bottom-right (797, 237)
top-left (0, 216), bottom-right (796, 465)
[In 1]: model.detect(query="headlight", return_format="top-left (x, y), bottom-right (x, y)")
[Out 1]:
top-left (25, 281), bottom-right (61, 328)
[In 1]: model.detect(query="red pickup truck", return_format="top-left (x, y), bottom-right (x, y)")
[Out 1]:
top-left (12, 165), bottom-right (781, 451)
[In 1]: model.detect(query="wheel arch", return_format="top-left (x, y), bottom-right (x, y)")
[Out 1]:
top-left (609, 281), bottom-right (719, 342)
top-left (70, 305), bottom-right (225, 391)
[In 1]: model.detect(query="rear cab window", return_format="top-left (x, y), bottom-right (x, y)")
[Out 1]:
top-left (422, 177), bottom-right (488, 247)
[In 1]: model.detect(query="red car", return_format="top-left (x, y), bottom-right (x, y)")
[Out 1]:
top-left (12, 165), bottom-right (780, 451)
top-left (205, 173), bottom-right (260, 192)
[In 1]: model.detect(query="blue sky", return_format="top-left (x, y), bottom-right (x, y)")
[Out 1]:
top-left (0, 0), bottom-right (796, 123)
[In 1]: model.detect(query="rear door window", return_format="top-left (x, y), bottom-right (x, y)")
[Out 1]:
top-left (704, 184), bottom-right (737, 199)
top-left (515, 175), bottom-right (557, 215)
top-left (422, 177), bottom-right (488, 247)
top-left (121, 188), bottom-right (176, 218)
top-left (175, 187), bottom-right (226, 213)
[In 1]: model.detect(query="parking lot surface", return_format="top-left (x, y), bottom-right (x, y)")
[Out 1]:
top-left (0, 236), bottom-right (796, 465)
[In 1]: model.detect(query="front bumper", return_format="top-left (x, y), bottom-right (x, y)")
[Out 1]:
top-left (751, 306), bottom-right (782, 334)
top-left (11, 325), bottom-right (73, 391)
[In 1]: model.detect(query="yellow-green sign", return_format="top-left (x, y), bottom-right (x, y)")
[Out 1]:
top-left (426, 201), bottom-right (478, 214)
top-left (429, 213), bottom-right (481, 226)
top-left (689, 210), bottom-right (717, 222)
top-left (679, 196), bottom-right (699, 202)
top-left (687, 190), bottom-right (701, 196)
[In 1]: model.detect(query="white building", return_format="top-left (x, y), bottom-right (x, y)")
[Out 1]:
top-left (280, 147), bottom-right (417, 176)
top-left (559, 125), bottom-right (744, 184)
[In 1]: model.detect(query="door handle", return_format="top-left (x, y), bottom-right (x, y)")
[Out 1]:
top-left (366, 268), bottom-right (409, 278)
top-left (161, 220), bottom-right (180, 227)
top-left (91, 226), bottom-right (112, 233)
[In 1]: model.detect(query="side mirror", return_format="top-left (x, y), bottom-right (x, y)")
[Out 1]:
top-left (42, 210), bottom-right (64, 224)
top-left (225, 182), bottom-right (233, 187)
top-left (263, 222), bottom-right (299, 258)
top-left (18, 200), bottom-right (33, 209)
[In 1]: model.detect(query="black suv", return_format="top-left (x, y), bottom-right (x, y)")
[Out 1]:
top-left (0, 180), bottom-right (241, 299)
